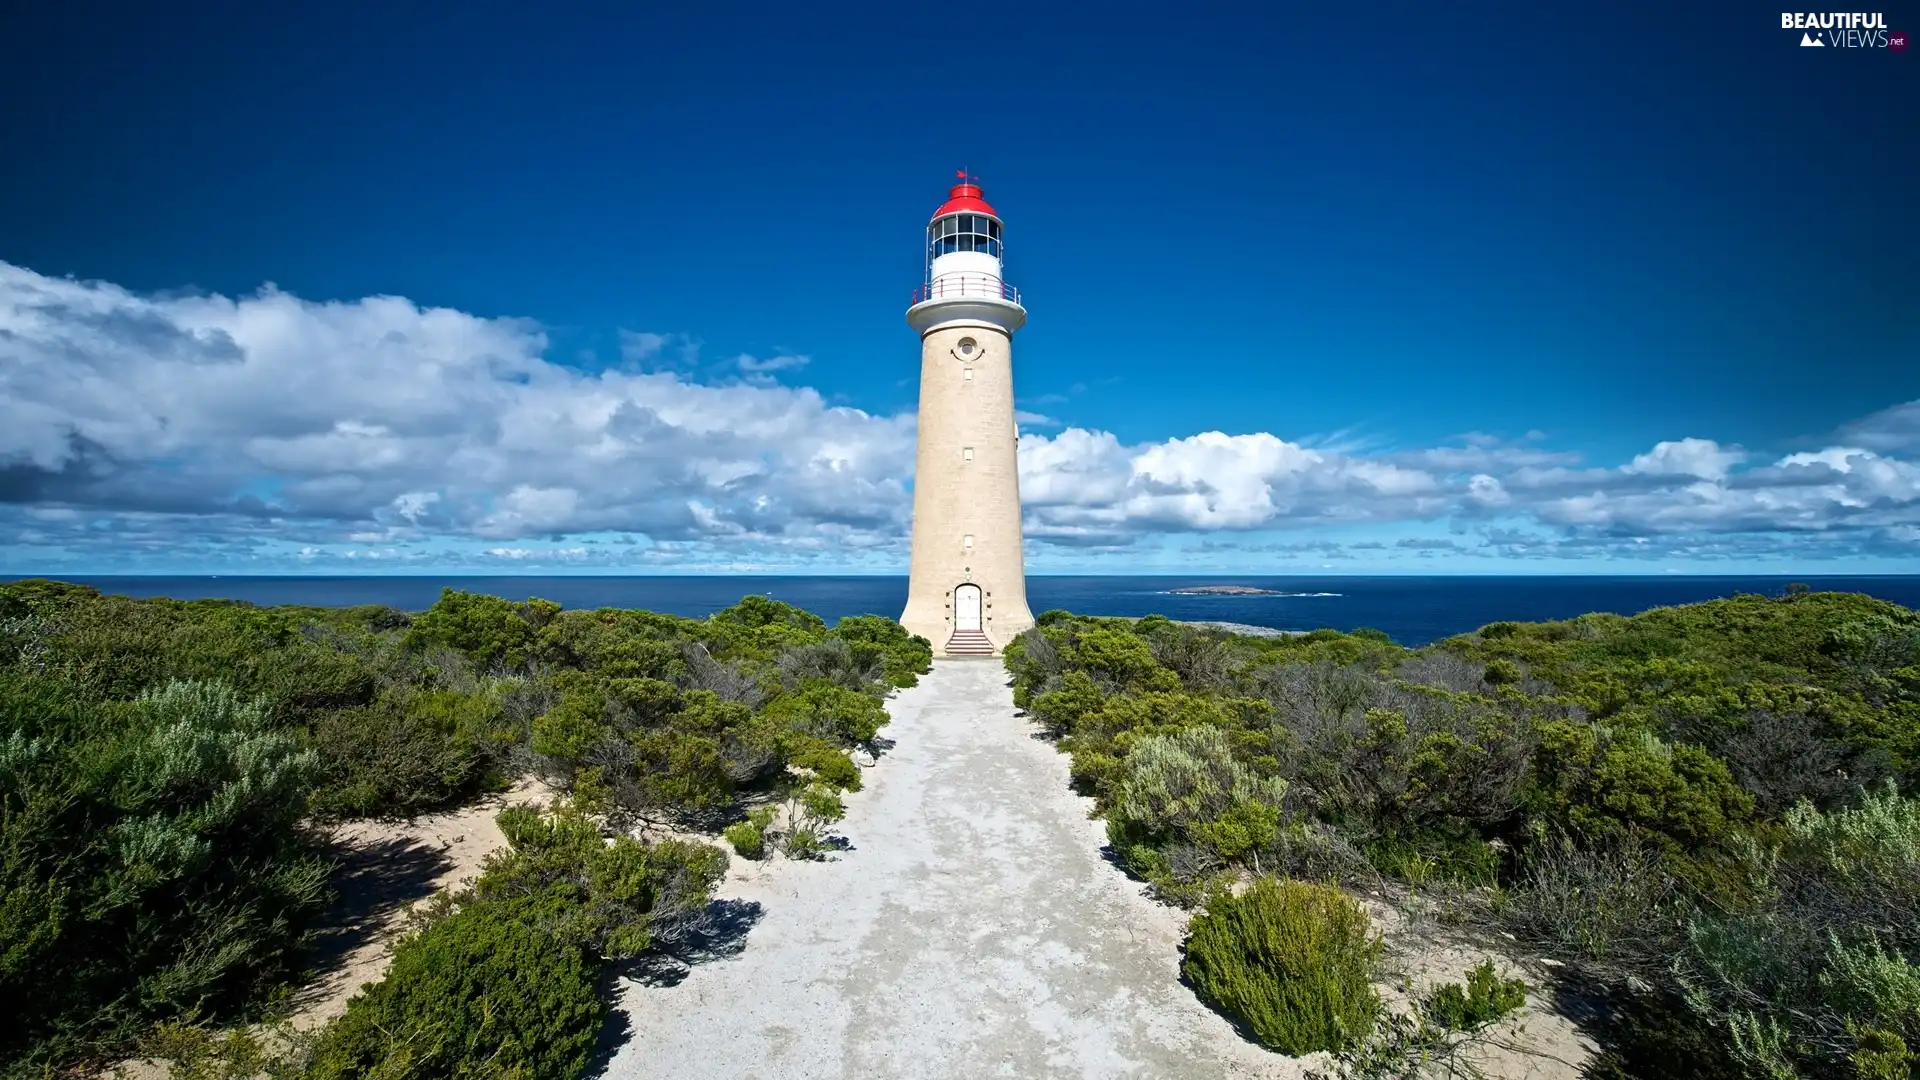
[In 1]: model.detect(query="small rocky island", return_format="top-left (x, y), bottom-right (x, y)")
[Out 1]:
top-left (1166, 584), bottom-right (1285, 596)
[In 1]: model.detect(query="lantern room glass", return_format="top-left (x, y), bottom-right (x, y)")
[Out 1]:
top-left (928, 213), bottom-right (1001, 261)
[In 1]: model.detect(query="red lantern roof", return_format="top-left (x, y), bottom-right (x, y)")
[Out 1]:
top-left (932, 181), bottom-right (998, 221)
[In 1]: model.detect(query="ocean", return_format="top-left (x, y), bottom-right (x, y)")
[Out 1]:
top-left (10, 575), bottom-right (1920, 648)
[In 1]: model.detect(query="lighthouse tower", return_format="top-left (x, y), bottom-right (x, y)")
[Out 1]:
top-left (899, 176), bottom-right (1036, 657)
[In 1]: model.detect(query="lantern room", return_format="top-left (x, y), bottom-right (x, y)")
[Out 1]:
top-left (916, 178), bottom-right (1019, 307)
top-left (927, 210), bottom-right (1002, 260)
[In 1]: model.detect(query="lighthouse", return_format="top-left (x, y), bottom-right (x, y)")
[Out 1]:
top-left (899, 175), bottom-right (1037, 657)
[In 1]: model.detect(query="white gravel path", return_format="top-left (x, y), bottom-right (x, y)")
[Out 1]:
top-left (600, 658), bottom-right (1308, 1080)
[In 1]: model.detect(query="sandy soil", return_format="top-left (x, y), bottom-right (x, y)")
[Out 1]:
top-left (1367, 901), bottom-right (1595, 1077)
top-left (599, 659), bottom-right (1592, 1080)
top-left (285, 778), bottom-right (552, 1030)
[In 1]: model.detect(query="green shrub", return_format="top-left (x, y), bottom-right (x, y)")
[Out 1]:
top-left (1530, 724), bottom-right (1753, 851)
top-left (781, 783), bottom-right (846, 860)
top-left (306, 804), bottom-right (728, 1079)
top-left (1483, 657), bottom-right (1522, 686)
top-left (304, 897), bottom-right (603, 1080)
top-left (626, 729), bottom-right (736, 812)
top-left (1108, 724), bottom-right (1288, 874)
top-left (1181, 878), bottom-right (1383, 1054)
top-left (724, 806), bottom-right (778, 860)
top-left (1851, 1025), bottom-right (1916, 1080)
top-left (762, 679), bottom-right (890, 748)
top-left (137, 1022), bottom-right (297, 1080)
top-left (783, 733), bottom-right (863, 791)
top-left (1360, 827), bottom-right (1501, 888)
top-left (0, 677), bottom-right (328, 1069)
top-left (484, 804), bottom-right (728, 957)
top-left (1030, 670), bottom-right (1103, 736)
top-left (1425, 960), bottom-right (1527, 1032)
top-left (1676, 786), bottom-right (1920, 1077)
top-left (307, 690), bottom-right (509, 818)
top-left (828, 614), bottom-right (933, 688)
top-left (530, 689), bottom-right (609, 762)
top-left (1061, 626), bottom-right (1176, 691)
top-left (406, 589), bottom-right (554, 671)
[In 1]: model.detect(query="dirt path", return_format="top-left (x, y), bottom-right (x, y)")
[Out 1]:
top-left (602, 659), bottom-right (1310, 1080)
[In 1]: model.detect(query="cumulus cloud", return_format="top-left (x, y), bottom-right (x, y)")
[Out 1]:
top-left (0, 262), bottom-right (914, 567)
top-left (1624, 438), bottom-right (1747, 481)
top-left (1, 260), bottom-right (1917, 570)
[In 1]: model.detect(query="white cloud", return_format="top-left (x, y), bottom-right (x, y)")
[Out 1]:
top-left (1625, 438), bottom-right (1747, 481)
top-left (1, 259), bottom-right (1917, 570)
top-left (1466, 474), bottom-right (1511, 508)
top-left (735, 352), bottom-right (809, 374)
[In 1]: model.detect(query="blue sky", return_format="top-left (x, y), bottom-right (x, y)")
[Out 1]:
top-left (0, 2), bottom-right (1914, 575)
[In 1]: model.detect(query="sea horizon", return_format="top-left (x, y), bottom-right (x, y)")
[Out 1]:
top-left (11, 572), bottom-right (1919, 649)
top-left (8, 571), bottom-right (1917, 579)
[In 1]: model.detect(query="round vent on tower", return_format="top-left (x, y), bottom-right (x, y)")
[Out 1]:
top-left (955, 337), bottom-right (978, 359)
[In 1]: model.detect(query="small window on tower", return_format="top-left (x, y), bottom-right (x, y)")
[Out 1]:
top-left (963, 447), bottom-right (974, 461)
top-left (963, 367), bottom-right (973, 381)
top-left (963, 534), bottom-right (975, 550)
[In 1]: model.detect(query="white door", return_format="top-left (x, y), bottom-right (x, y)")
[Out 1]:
top-left (954, 584), bottom-right (982, 632)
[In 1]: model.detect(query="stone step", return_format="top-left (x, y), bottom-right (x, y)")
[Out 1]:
top-left (943, 630), bottom-right (995, 656)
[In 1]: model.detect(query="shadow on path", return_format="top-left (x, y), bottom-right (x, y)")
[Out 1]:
top-left (289, 835), bottom-right (454, 1008)
top-left (584, 898), bottom-right (767, 1077)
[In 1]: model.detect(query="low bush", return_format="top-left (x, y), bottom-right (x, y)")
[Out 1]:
top-left (1498, 828), bottom-right (1685, 986)
top-left (780, 783), bottom-right (847, 860)
top-left (1324, 962), bottom-right (1530, 1077)
top-left (825, 614), bottom-right (933, 690)
top-left (783, 733), bottom-right (863, 791)
top-left (724, 806), bottom-right (778, 860)
top-left (1106, 724), bottom-right (1287, 896)
top-left (405, 589), bottom-right (559, 672)
top-left (307, 689), bottom-right (513, 818)
top-left (1675, 785), bottom-right (1920, 1078)
top-left (303, 896), bottom-right (603, 1080)
top-left (0, 676), bottom-right (329, 1069)
top-left (1181, 877), bottom-right (1382, 1055)
top-left (484, 803), bottom-right (729, 957)
top-left (762, 679), bottom-right (890, 749)
top-left (1424, 960), bottom-right (1527, 1032)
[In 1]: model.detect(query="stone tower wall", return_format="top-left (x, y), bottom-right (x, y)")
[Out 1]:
top-left (899, 321), bottom-right (1036, 653)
